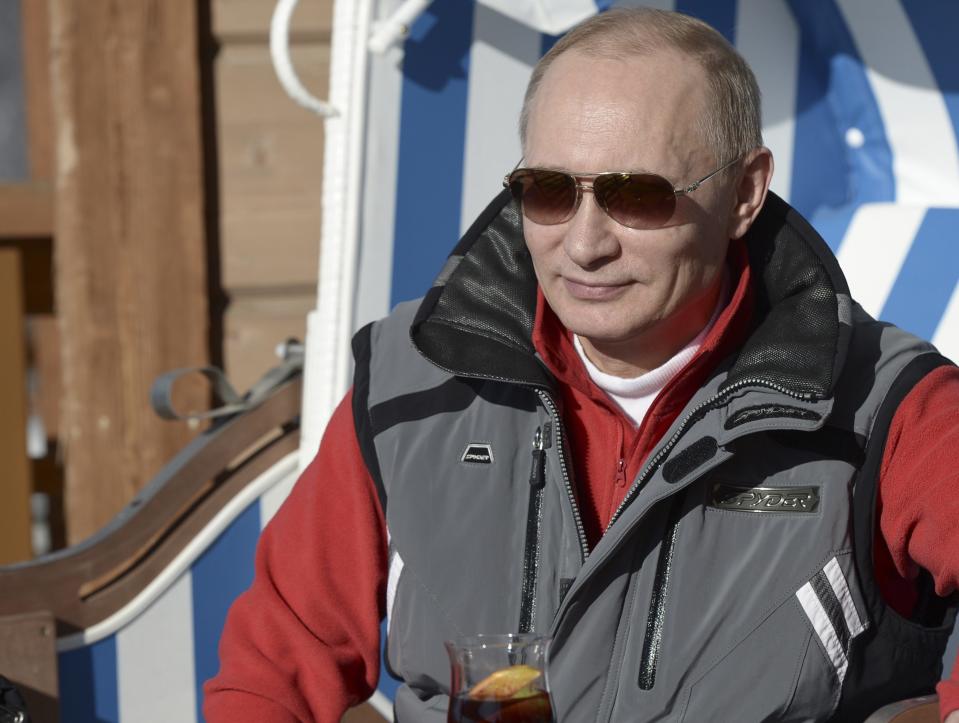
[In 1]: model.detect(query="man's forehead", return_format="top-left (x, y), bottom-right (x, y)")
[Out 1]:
top-left (524, 49), bottom-right (711, 171)
top-left (537, 45), bottom-right (705, 89)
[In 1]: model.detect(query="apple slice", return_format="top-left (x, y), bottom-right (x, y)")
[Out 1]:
top-left (468, 664), bottom-right (542, 700)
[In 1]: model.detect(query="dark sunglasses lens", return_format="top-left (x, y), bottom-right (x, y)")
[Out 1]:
top-left (509, 170), bottom-right (577, 225)
top-left (594, 173), bottom-right (676, 229)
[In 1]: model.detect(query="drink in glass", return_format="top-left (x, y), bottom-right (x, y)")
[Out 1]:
top-left (445, 634), bottom-right (553, 723)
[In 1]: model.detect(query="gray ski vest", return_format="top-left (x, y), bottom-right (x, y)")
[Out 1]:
top-left (351, 191), bottom-right (957, 721)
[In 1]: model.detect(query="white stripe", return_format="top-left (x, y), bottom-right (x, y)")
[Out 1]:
top-left (837, 0), bottom-right (959, 206)
top-left (300, 0), bottom-right (376, 469)
top-left (354, 4), bottom-right (406, 333)
top-left (822, 557), bottom-right (867, 639)
top-left (836, 204), bottom-right (925, 318)
top-left (386, 547), bottom-right (405, 637)
top-left (368, 690), bottom-right (395, 720)
top-left (58, 452), bottom-right (298, 651)
top-left (116, 571), bottom-right (198, 722)
top-left (932, 281), bottom-right (959, 362)
top-left (797, 581), bottom-right (849, 684)
top-left (735, 0), bottom-right (798, 203)
top-left (476, 0), bottom-right (597, 36)
top-left (460, 3), bottom-right (540, 235)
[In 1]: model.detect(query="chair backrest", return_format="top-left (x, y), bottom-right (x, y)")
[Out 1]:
top-left (0, 376), bottom-right (301, 722)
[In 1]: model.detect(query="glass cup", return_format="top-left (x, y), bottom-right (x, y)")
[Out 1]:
top-left (445, 634), bottom-right (554, 723)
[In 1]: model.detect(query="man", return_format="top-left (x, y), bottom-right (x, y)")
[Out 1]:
top-left (206, 8), bottom-right (959, 721)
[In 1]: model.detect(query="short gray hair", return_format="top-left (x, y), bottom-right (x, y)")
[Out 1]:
top-left (519, 8), bottom-right (763, 163)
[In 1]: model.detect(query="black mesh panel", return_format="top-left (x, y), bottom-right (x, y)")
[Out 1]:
top-left (724, 194), bottom-right (840, 397)
top-left (433, 201), bottom-right (536, 352)
top-left (411, 193), bottom-right (552, 388)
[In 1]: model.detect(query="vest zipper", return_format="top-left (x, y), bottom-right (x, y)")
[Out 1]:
top-left (404, 348), bottom-right (592, 615)
top-left (536, 390), bottom-right (589, 562)
top-left (519, 424), bottom-right (549, 633)
top-left (617, 379), bottom-right (814, 690)
top-left (637, 493), bottom-right (685, 689)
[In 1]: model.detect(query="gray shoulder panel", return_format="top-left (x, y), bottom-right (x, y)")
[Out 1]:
top-left (829, 303), bottom-right (938, 437)
top-left (367, 298), bottom-right (455, 408)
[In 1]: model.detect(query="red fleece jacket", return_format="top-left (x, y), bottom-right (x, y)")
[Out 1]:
top-left (205, 250), bottom-right (959, 721)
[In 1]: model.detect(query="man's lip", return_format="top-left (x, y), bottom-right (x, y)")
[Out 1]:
top-left (562, 277), bottom-right (629, 300)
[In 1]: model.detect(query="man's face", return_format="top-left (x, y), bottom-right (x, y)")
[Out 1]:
top-left (523, 49), bottom-right (740, 363)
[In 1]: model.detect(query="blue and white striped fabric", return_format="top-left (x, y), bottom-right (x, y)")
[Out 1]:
top-left (354, 0), bottom-right (959, 363)
top-left (55, 454), bottom-right (299, 723)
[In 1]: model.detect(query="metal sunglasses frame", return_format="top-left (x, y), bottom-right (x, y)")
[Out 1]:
top-left (503, 155), bottom-right (743, 227)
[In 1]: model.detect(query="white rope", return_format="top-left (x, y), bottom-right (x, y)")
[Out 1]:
top-left (299, 0), bottom-right (376, 470)
top-left (368, 0), bottom-right (435, 54)
top-left (270, 0), bottom-right (339, 117)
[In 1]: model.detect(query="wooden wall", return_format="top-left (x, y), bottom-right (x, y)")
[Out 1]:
top-left (0, 0), bottom-right (330, 556)
top-left (0, 250), bottom-right (32, 563)
top-left (50, 0), bottom-right (211, 543)
top-left (0, 0), bottom-right (55, 563)
top-left (213, 0), bottom-right (330, 392)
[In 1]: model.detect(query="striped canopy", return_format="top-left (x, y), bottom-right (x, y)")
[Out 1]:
top-left (350, 0), bottom-right (958, 356)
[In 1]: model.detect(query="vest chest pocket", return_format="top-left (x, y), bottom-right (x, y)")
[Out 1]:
top-left (679, 554), bottom-right (869, 722)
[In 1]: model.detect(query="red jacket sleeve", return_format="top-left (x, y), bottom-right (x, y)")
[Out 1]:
top-left (203, 389), bottom-right (388, 722)
top-left (876, 365), bottom-right (959, 722)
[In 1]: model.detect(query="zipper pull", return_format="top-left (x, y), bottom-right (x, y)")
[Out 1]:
top-left (615, 457), bottom-right (626, 487)
top-left (529, 424), bottom-right (549, 488)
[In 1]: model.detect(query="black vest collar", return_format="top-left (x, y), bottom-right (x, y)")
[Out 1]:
top-left (410, 190), bottom-right (852, 400)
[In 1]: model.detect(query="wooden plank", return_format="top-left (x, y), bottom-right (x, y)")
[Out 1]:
top-left (217, 43), bottom-right (326, 290)
top-left (0, 183), bottom-right (53, 237)
top-left (213, 0), bottom-right (332, 41)
top-left (50, 0), bottom-right (210, 544)
top-left (0, 611), bottom-right (58, 723)
top-left (19, 0), bottom-right (53, 181)
top-left (224, 290), bottom-right (313, 392)
top-left (0, 249), bottom-right (33, 564)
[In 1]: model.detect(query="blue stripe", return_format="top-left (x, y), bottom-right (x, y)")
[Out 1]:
top-left (59, 637), bottom-right (119, 723)
top-left (541, 31), bottom-right (562, 56)
top-left (879, 209), bottom-right (959, 340)
top-left (390, 0), bottom-right (474, 307)
top-left (901, 2), bottom-right (959, 154)
top-left (809, 204), bottom-right (859, 256)
top-left (676, 0), bottom-right (737, 43)
top-left (191, 502), bottom-right (261, 721)
top-left (787, 0), bottom-right (894, 242)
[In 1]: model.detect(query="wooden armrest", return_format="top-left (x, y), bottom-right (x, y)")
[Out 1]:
top-left (0, 611), bottom-right (58, 722)
top-left (0, 374), bottom-right (301, 634)
top-left (864, 695), bottom-right (939, 723)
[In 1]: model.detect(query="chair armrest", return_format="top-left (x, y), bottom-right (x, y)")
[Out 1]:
top-left (864, 695), bottom-right (939, 723)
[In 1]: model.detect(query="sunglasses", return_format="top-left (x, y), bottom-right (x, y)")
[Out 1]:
top-left (504, 156), bottom-right (742, 230)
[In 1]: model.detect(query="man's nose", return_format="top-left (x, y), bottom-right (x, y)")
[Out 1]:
top-left (563, 188), bottom-right (621, 268)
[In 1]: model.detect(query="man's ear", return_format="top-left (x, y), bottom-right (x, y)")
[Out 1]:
top-left (727, 146), bottom-right (774, 240)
